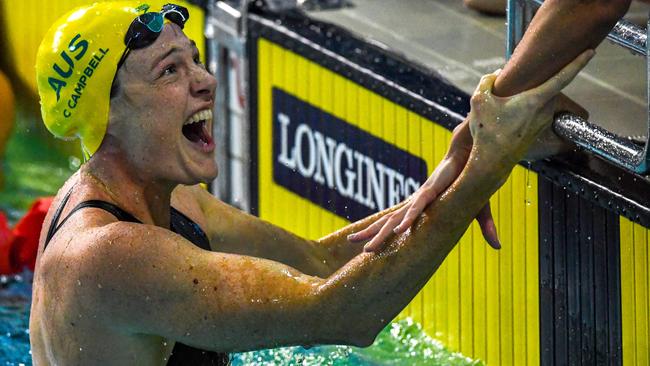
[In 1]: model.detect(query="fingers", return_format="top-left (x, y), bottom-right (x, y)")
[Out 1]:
top-left (470, 71), bottom-right (500, 108)
top-left (363, 208), bottom-right (407, 252)
top-left (448, 120), bottom-right (473, 154)
top-left (521, 49), bottom-right (595, 106)
top-left (393, 195), bottom-right (429, 234)
top-left (476, 203), bottom-right (500, 250)
top-left (347, 214), bottom-right (390, 243)
top-left (475, 70), bottom-right (499, 95)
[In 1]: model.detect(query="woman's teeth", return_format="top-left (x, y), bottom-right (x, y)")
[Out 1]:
top-left (184, 109), bottom-right (213, 125)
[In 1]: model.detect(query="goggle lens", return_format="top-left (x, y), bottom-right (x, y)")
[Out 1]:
top-left (118, 4), bottom-right (189, 67)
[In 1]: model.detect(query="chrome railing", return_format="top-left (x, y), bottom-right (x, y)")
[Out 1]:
top-left (507, 0), bottom-right (649, 174)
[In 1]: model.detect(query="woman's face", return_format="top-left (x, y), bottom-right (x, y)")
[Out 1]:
top-left (109, 23), bottom-right (218, 186)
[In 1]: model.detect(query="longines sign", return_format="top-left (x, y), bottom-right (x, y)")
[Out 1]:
top-left (273, 88), bottom-right (428, 221)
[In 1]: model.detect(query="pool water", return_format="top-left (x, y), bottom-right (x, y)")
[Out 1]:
top-left (0, 120), bottom-right (482, 366)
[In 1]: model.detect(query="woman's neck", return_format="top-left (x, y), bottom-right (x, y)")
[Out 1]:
top-left (81, 148), bottom-right (176, 229)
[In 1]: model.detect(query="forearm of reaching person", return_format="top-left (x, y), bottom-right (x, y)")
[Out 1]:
top-left (493, 0), bottom-right (630, 97)
top-left (194, 185), bottom-right (401, 277)
top-left (318, 153), bottom-right (508, 343)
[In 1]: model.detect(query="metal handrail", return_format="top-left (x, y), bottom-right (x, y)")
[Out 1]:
top-left (608, 20), bottom-right (646, 55)
top-left (507, 0), bottom-right (650, 174)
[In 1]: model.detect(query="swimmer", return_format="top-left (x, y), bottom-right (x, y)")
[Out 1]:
top-left (356, 0), bottom-right (632, 250)
top-left (29, 2), bottom-right (593, 365)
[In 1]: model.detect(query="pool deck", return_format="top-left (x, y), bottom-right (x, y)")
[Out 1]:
top-left (307, 0), bottom-right (649, 141)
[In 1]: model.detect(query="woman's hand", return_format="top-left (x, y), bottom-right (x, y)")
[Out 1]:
top-left (348, 120), bottom-right (500, 251)
top-left (349, 49), bottom-right (595, 252)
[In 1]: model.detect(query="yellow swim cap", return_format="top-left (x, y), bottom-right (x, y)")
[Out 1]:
top-left (36, 2), bottom-right (148, 155)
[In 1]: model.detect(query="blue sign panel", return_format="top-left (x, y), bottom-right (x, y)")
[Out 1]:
top-left (272, 87), bottom-right (428, 221)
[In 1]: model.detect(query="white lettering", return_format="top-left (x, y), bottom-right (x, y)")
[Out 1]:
top-left (277, 113), bottom-right (296, 169)
top-left (294, 124), bottom-right (316, 177)
top-left (275, 112), bottom-right (423, 213)
top-left (387, 169), bottom-right (405, 206)
top-left (334, 143), bottom-right (355, 198)
top-left (367, 159), bottom-right (386, 210)
top-left (313, 131), bottom-right (336, 188)
top-left (353, 151), bottom-right (366, 204)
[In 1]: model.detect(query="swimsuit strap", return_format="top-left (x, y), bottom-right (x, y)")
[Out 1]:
top-left (44, 188), bottom-right (75, 249)
top-left (44, 194), bottom-right (142, 251)
top-left (170, 207), bottom-right (211, 251)
top-left (73, 200), bottom-right (141, 224)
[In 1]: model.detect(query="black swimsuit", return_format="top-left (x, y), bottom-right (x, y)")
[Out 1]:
top-left (44, 189), bottom-right (230, 366)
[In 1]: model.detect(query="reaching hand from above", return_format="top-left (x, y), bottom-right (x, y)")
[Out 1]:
top-left (348, 49), bottom-right (595, 252)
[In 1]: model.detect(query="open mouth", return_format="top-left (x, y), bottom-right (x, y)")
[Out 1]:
top-left (182, 109), bottom-right (215, 151)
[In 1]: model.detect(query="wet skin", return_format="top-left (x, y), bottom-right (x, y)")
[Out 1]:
top-left (29, 21), bottom-right (592, 366)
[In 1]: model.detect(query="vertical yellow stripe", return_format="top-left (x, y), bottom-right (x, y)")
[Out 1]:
top-left (382, 99), bottom-right (396, 147)
top-left (634, 223), bottom-right (649, 366)
top-left (621, 217), bottom-right (650, 365)
top-left (460, 227), bottom-right (475, 356)
top-left (258, 39), bottom-right (272, 222)
top-left (525, 171), bottom-right (540, 366)
top-left (486, 191), bottom-right (501, 365)
top-left (499, 176), bottom-right (514, 366)
top-left (512, 168), bottom-right (527, 365)
top-left (271, 45), bottom-right (287, 231)
top-left (447, 221), bottom-right (461, 350)
top-left (473, 220), bottom-right (487, 362)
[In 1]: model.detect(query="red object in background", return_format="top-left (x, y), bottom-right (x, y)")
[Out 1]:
top-left (0, 197), bottom-right (53, 274)
top-left (0, 212), bottom-right (15, 274)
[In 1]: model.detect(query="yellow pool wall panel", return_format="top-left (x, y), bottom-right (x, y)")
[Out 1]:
top-left (256, 37), bottom-right (541, 365)
top-left (620, 217), bottom-right (650, 366)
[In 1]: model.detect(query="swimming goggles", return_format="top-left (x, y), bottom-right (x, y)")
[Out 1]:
top-left (117, 3), bottom-right (189, 68)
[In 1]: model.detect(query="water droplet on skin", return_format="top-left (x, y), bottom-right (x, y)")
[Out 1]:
top-left (77, 279), bottom-right (82, 286)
